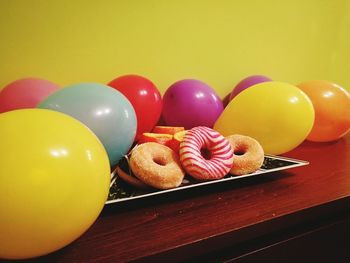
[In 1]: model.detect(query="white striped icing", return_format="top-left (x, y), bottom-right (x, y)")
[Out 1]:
top-left (179, 126), bottom-right (234, 180)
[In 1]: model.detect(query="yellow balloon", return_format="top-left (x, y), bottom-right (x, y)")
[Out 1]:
top-left (0, 109), bottom-right (110, 259)
top-left (214, 82), bottom-right (315, 155)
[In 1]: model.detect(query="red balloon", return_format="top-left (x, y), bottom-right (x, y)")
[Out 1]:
top-left (108, 75), bottom-right (162, 140)
top-left (0, 78), bottom-right (59, 113)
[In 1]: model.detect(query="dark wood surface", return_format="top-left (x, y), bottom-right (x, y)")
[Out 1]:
top-left (4, 134), bottom-right (350, 262)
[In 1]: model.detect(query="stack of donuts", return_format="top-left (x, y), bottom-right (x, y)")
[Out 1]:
top-left (116, 126), bottom-right (265, 190)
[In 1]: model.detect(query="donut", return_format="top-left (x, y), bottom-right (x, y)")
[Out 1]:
top-left (179, 126), bottom-right (234, 180)
top-left (114, 158), bottom-right (150, 189)
top-left (226, 134), bottom-right (264, 175)
top-left (129, 142), bottom-right (185, 189)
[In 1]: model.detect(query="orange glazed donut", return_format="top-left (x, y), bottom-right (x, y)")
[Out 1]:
top-left (226, 134), bottom-right (264, 175)
top-left (129, 142), bottom-right (185, 189)
top-left (179, 126), bottom-right (234, 180)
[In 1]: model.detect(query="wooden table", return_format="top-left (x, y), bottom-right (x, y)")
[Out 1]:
top-left (6, 134), bottom-right (350, 262)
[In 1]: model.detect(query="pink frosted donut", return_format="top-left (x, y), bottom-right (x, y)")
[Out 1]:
top-left (179, 126), bottom-right (234, 180)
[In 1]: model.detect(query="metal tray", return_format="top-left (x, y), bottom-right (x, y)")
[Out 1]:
top-left (106, 155), bottom-right (308, 205)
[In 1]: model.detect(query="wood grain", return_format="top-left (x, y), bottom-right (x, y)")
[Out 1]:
top-left (3, 134), bottom-right (350, 262)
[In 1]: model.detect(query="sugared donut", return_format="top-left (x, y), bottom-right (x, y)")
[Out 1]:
top-left (226, 134), bottom-right (264, 175)
top-left (179, 126), bottom-right (234, 180)
top-left (129, 142), bottom-right (185, 189)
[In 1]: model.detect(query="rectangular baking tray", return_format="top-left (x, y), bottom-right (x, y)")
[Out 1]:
top-left (106, 155), bottom-right (308, 205)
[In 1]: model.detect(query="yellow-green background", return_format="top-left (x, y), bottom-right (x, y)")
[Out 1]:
top-left (1, 0), bottom-right (350, 97)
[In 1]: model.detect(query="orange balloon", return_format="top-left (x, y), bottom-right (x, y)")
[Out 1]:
top-left (297, 80), bottom-right (350, 142)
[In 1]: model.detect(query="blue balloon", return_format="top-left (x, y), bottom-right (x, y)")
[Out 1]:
top-left (38, 83), bottom-right (137, 167)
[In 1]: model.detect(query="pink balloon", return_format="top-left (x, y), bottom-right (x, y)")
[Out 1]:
top-left (229, 75), bottom-right (271, 101)
top-left (0, 78), bottom-right (59, 113)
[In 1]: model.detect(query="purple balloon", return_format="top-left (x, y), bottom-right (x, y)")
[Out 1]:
top-left (162, 79), bottom-right (224, 129)
top-left (229, 75), bottom-right (272, 101)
